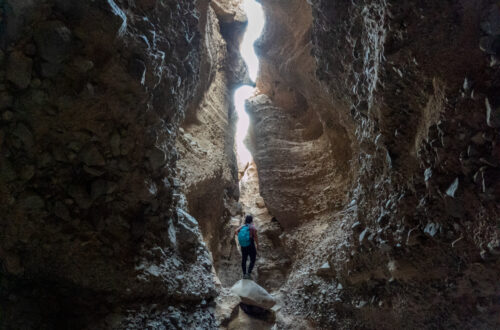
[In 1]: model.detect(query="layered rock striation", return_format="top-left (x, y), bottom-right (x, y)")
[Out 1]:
top-left (247, 0), bottom-right (355, 230)
top-left (251, 0), bottom-right (500, 328)
top-left (175, 1), bottom-right (248, 288)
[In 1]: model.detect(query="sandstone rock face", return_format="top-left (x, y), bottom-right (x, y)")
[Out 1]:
top-left (247, 0), bottom-right (355, 230)
top-left (254, 0), bottom-right (500, 329)
top-left (175, 2), bottom-right (246, 280)
top-left (0, 0), bottom-right (241, 328)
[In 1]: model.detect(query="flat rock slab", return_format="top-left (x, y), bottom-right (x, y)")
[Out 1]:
top-left (230, 279), bottom-right (276, 309)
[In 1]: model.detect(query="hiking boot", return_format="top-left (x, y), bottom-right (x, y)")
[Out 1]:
top-left (242, 273), bottom-right (248, 279)
top-left (243, 274), bottom-right (251, 279)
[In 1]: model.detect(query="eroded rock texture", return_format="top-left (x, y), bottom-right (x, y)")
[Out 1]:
top-left (0, 0), bottom-right (243, 328)
top-left (252, 0), bottom-right (500, 329)
top-left (248, 0), bottom-right (355, 230)
top-left (2, 0), bottom-right (500, 328)
top-left (175, 2), bottom-right (247, 289)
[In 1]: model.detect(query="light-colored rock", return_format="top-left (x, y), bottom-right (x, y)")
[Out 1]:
top-left (211, 0), bottom-right (246, 23)
top-left (230, 279), bottom-right (276, 309)
top-left (485, 97), bottom-right (500, 128)
top-left (445, 177), bottom-right (459, 198)
top-left (256, 198), bottom-right (266, 208)
top-left (216, 289), bottom-right (241, 326)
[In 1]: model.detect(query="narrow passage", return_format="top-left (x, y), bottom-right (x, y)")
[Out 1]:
top-left (218, 0), bottom-right (290, 328)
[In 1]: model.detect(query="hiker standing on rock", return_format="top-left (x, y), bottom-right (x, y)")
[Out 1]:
top-left (235, 215), bottom-right (259, 279)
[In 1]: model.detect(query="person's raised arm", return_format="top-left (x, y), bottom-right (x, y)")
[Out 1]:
top-left (234, 226), bottom-right (242, 236)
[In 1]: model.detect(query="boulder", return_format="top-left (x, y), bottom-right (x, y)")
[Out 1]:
top-left (176, 208), bottom-right (202, 259)
top-left (230, 279), bottom-right (276, 310)
top-left (424, 222), bottom-right (440, 237)
top-left (445, 177), bottom-right (459, 198)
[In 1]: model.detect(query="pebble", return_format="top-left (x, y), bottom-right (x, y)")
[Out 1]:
top-left (445, 178), bottom-right (459, 198)
top-left (485, 97), bottom-right (500, 128)
top-left (359, 228), bottom-right (370, 245)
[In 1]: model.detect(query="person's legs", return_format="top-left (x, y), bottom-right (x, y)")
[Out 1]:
top-left (241, 246), bottom-right (249, 275)
top-left (247, 244), bottom-right (257, 275)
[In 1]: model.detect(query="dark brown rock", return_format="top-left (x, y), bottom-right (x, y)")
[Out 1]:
top-left (6, 51), bottom-right (32, 89)
top-left (34, 21), bottom-right (73, 64)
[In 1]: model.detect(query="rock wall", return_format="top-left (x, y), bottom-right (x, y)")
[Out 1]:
top-left (252, 0), bottom-right (500, 328)
top-left (3, 0), bottom-right (499, 328)
top-left (175, 1), bottom-right (246, 284)
top-left (0, 0), bottom-right (241, 328)
top-left (248, 0), bottom-right (355, 229)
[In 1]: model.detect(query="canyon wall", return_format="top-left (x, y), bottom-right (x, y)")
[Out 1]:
top-left (253, 0), bottom-right (500, 328)
top-left (248, 0), bottom-right (356, 230)
top-left (175, 0), bottom-right (247, 288)
top-left (0, 0), bottom-right (242, 328)
top-left (2, 0), bottom-right (500, 328)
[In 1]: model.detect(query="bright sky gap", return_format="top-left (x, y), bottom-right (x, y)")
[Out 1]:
top-left (234, 0), bottom-right (265, 168)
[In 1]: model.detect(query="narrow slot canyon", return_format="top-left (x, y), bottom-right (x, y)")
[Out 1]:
top-left (1, 0), bottom-right (500, 329)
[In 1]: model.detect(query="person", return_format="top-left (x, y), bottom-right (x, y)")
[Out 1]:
top-left (235, 215), bottom-right (259, 279)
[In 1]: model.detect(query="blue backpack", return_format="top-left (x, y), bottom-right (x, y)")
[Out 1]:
top-left (238, 225), bottom-right (251, 247)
